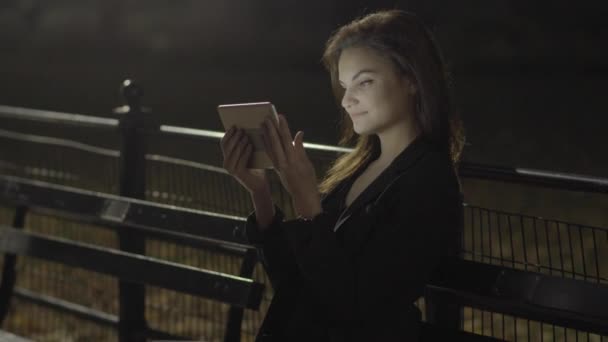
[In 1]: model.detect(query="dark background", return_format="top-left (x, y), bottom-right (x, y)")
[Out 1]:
top-left (0, 0), bottom-right (606, 176)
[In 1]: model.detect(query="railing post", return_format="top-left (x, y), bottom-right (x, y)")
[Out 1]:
top-left (0, 205), bottom-right (27, 324)
top-left (113, 79), bottom-right (151, 342)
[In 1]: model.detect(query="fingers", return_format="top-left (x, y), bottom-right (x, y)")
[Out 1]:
top-left (263, 116), bottom-right (287, 167)
top-left (221, 126), bottom-right (240, 157)
top-left (235, 141), bottom-right (253, 170)
top-left (293, 130), bottom-right (306, 158)
top-left (261, 127), bottom-right (279, 168)
top-left (277, 115), bottom-right (294, 156)
top-left (220, 126), bottom-right (235, 152)
top-left (222, 128), bottom-right (251, 172)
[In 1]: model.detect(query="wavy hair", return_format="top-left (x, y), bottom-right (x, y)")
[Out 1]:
top-left (319, 9), bottom-right (465, 194)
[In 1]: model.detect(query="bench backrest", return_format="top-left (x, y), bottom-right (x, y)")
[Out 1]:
top-left (0, 174), bottom-right (263, 342)
top-left (426, 258), bottom-right (608, 336)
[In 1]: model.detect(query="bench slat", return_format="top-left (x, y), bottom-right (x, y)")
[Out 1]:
top-left (428, 259), bottom-right (608, 335)
top-left (0, 175), bottom-right (251, 248)
top-left (0, 226), bottom-right (263, 309)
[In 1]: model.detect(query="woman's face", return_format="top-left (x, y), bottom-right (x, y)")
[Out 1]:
top-left (338, 46), bottom-right (416, 136)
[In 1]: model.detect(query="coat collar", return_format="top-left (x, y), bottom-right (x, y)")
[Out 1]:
top-left (329, 136), bottom-right (431, 232)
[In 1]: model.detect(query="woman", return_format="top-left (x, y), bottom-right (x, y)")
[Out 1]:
top-left (221, 9), bottom-right (465, 342)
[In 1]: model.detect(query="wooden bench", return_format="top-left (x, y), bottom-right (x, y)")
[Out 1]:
top-left (425, 258), bottom-right (608, 338)
top-left (2, 174), bottom-right (607, 341)
top-left (0, 174), bottom-right (264, 342)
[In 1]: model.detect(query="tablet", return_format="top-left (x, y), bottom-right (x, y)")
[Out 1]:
top-left (217, 101), bottom-right (279, 169)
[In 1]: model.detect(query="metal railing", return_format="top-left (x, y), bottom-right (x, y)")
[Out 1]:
top-left (0, 80), bottom-right (606, 341)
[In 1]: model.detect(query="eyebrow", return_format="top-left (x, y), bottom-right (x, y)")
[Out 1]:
top-left (339, 69), bottom-right (377, 86)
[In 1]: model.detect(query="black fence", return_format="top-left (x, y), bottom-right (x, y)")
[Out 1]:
top-left (0, 80), bottom-right (607, 341)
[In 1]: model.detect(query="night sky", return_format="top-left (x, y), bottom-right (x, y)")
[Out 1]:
top-left (1, 1), bottom-right (606, 177)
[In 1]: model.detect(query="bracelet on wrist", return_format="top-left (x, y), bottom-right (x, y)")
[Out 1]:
top-left (296, 215), bottom-right (313, 222)
top-left (296, 211), bottom-right (324, 222)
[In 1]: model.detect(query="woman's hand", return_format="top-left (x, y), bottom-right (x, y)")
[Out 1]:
top-left (221, 126), bottom-right (270, 196)
top-left (262, 114), bottom-right (322, 218)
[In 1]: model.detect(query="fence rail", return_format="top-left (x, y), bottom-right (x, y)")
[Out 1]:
top-left (2, 102), bottom-right (606, 194)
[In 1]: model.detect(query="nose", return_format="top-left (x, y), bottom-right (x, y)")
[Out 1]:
top-left (341, 87), bottom-right (358, 110)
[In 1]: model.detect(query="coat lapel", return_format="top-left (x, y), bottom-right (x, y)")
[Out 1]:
top-left (332, 137), bottom-right (430, 233)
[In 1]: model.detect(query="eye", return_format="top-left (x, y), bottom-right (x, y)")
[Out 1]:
top-left (359, 80), bottom-right (373, 87)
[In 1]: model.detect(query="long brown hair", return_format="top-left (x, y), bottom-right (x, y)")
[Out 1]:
top-left (319, 9), bottom-right (465, 194)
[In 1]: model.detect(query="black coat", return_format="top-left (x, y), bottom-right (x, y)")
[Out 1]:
top-left (245, 137), bottom-right (463, 342)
